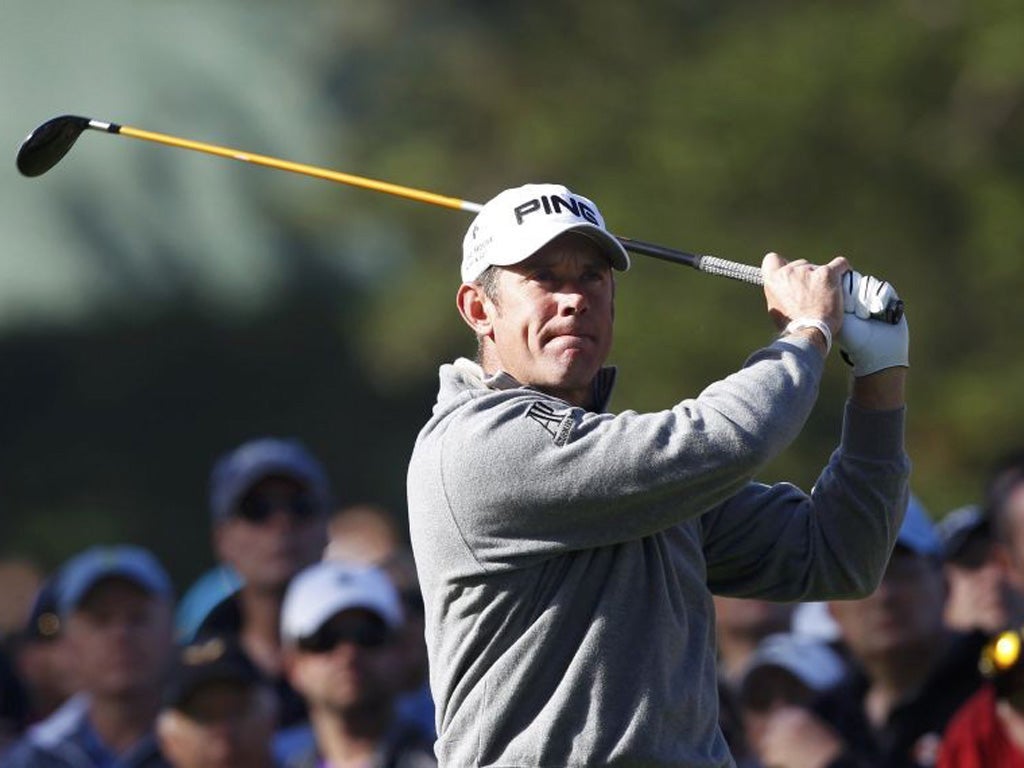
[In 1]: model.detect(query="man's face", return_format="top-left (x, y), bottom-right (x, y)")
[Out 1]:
top-left (464, 232), bottom-right (615, 406)
top-left (1000, 485), bottom-right (1024, 577)
top-left (829, 548), bottom-right (945, 662)
top-left (285, 608), bottom-right (404, 714)
top-left (157, 682), bottom-right (275, 768)
top-left (65, 577), bottom-right (173, 698)
top-left (215, 476), bottom-right (326, 592)
top-left (713, 596), bottom-right (794, 640)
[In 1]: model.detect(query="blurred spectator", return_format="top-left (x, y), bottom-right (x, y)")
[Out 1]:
top-left (717, 678), bottom-right (758, 768)
top-left (5, 577), bottom-right (78, 725)
top-left (156, 635), bottom-right (277, 768)
top-left (936, 627), bottom-right (1024, 767)
top-left (936, 451), bottom-right (1024, 766)
top-left (174, 566), bottom-right (242, 645)
top-left (714, 595), bottom-right (794, 686)
top-left (0, 558), bottom-right (43, 640)
top-left (0, 545), bottom-right (175, 768)
top-left (938, 503), bottom-right (1024, 635)
top-left (738, 633), bottom-right (848, 766)
top-left (322, 505), bottom-right (436, 740)
top-left (277, 561), bottom-right (436, 768)
top-left (765, 496), bottom-right (985, 768)
top-left (195, 437), bottom-right (331, 727)
top-left (377, 550), bottom-right (434, 741)
top-left (325, 504), bottom-right (403, 565)
top-left (0, 648), bottom-right (27, 757)
top-left (778, 499), bottom-right (987, 768)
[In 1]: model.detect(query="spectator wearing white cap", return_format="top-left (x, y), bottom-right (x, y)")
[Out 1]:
top-left (189, 437), bottom-right (332, 728)
top-left (736, 633), bottom-right (848, 767)
top-left (1, 545), bottom-right (175, 768)
top-left (713, 595), bottom-right (796, 687)
top-left (757, 496), bottom-right (986, 768)
top-left (277, 562), bottom-right (435, 768)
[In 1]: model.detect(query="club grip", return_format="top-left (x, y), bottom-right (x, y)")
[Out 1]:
top-left (694, 255), bottom-right (764, 286)
top-left (695, 256), bottom-right (904, 324)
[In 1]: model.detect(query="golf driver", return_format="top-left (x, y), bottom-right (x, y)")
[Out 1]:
top-left (16, 114), bottom-right (903, 324)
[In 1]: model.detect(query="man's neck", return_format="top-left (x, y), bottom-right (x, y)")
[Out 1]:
top-left (862, 636), bottom-right (948, 727)
top-left (88, 691), bottom-right (159, 754)
top-left (477, 359), bottom-right (594, 409)
top-left (310, 702), bottom-right (393, 767)
top-left (238, 584), bottom-right (286, 676)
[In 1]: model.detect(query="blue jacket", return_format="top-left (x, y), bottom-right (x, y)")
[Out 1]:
top-left (0, 695), bottom-right (170, 768)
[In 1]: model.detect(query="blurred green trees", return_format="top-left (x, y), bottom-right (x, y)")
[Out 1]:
top-left (2, 1), bottom-right (1024, 586)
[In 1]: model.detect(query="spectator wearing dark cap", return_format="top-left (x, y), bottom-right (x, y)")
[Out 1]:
top-left (757, 496), bottom-right (985, 768)
top-left (935, 451), bottom-right (1024, 767)
top-left (156, 635), bottom-right (277, 768)
top-left (5, 576), bottom-right (78, 727)
top-left (939, 504), bottom-right (1024, 636)
top-left (0, 545), bottom-right (175, 768)
top-left (277, 562), bottom-right (436, 768)
top-left (191, 437), bottom-right (331, 728)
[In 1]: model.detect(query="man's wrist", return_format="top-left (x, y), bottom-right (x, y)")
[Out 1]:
top-left (782, 317), bottom-right (832, 357)
top-left (850, 367), bottom-right (906, 410)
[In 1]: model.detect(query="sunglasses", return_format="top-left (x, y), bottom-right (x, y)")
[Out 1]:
top-left (297, 617), bottom-right (393, 653)
top-left (237, 493), bottom-right (317, 523)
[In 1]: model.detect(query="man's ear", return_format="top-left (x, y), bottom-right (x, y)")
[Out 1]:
top-left (456, 282), bottom-right (496, 338)
top-left (994, 542), bottom-right (1024, 588)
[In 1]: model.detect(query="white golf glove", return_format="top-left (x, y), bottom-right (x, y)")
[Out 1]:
top-left (838, 271), bottom-right (909, 376)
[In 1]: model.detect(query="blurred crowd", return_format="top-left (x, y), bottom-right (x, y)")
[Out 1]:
top-left (0, 437), bottom-right (435, 768)
top-left (5, 439), bottom-right (1024, 768)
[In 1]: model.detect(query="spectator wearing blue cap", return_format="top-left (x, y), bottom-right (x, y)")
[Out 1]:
top-left (190, 437), bottom-right (331, 728)
top-left (1, 545), bottom-right (175, 768)
top-left (4, 576), bottom-right (78, 729)
top-left (756, 496), bottom-right (987, 768)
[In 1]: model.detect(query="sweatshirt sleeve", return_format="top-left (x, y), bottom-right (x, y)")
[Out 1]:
top-left (432, 336), bottom-right (826, 568)
top-left (701, 400), bottom-right (910, 600)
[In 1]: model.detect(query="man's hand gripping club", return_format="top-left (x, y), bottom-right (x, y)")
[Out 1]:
top-left (761, 252), bottom-right (847, 357)
top-left (761, 252), bottom-right (908, 410)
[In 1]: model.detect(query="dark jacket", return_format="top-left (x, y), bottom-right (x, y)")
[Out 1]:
top-left (194, 593), bottom-right (308, 728)
top-left (0, 695), bottom-right (170, 768)
top-left (281, 720), bottom-right (436, 768)
top-left (814, 631), bottom-right (987, 768)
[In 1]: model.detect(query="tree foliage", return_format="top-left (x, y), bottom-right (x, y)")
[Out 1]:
top-left (3, 1), bottom-right (1024, 582)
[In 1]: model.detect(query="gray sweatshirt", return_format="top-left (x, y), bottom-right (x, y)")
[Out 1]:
top-left (407, 337), bottom-right (910, 767)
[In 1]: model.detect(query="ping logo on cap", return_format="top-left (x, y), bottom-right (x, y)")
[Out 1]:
top-left (512, 194), bottom-right (600, 226)
top-left (460, 183), bottom-right (629, 283)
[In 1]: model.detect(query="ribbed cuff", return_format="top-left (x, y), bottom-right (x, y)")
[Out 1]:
top-left (842, 400), bottom-right (906, 459)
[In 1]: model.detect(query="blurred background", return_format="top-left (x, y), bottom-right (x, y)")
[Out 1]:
top-left (2, 0), bottom-right (1023, 588)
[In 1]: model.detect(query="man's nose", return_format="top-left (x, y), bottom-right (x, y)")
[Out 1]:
top-left (558, 283), bottom-right (589, 315)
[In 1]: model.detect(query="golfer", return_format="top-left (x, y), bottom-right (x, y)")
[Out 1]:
top-left (407, 183), bottom-right (910, 767)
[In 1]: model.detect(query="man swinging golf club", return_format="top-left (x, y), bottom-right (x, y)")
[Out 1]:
top-left (408, 182), bottom-right (909, 767)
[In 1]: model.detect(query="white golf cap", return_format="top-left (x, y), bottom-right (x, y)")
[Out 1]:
top-left (280, 561), bottom-right (403, 643)
top-left (461, 183), bottom-right (630, 283)
top-left (739, 633), bottom-right (847, 693)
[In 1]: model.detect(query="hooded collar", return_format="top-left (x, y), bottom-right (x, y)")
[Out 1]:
top-left (447, 357), bottom-right (617, 413)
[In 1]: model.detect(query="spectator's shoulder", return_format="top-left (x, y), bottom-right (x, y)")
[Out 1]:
top-left (0, 738), bottom-right (56, 768)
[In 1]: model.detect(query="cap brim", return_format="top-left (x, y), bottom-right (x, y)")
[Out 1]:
top-left (60, 568), bottom-right (167, 615)
top-left (464, 221), bottom-right (629, 282)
